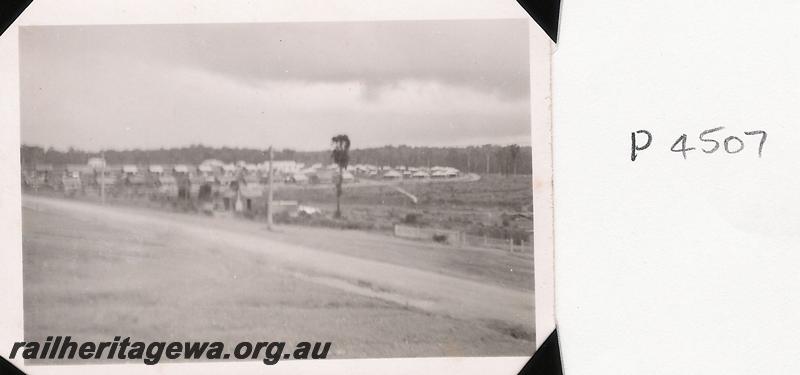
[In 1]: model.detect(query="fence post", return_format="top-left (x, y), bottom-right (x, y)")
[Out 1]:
top-left (508, 237), bottom-right (513, 252)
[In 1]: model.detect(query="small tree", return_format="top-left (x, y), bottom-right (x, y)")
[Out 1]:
top-left (331, 134), bottom-right (351, 218)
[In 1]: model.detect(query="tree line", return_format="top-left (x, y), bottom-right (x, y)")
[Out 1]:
top-left (20, 143), bottom-right (532, 175)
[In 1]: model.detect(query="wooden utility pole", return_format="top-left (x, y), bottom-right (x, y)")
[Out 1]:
top-left (266, 146), bottom-right (274, 230)
top-left (100, 151), bottom-right (106, 205)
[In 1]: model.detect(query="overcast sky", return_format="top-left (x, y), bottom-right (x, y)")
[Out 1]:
top-left (20, 20), bottom-right (531, 151)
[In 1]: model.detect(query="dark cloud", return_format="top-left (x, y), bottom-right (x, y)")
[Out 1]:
top-left (19, 20), bottom-right (532, 151)
top-left (22, 19), bottom-right (530, 99)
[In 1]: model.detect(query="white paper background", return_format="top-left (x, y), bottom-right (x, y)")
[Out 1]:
top-left (554, 1), bottom-right (800, 374)
top-left (0, 1), bottom-right (554, 374)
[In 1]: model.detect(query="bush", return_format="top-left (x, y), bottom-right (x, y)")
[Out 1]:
top-left (403, 213), bottom-right (419, 224)
top-left (432, 234), bottom-right (448, 243)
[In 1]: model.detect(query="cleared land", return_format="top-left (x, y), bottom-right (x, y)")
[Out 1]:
top-left (22, 195), bottom-right (534, 360)
top-left (274, 174), bottom-right (534, 240)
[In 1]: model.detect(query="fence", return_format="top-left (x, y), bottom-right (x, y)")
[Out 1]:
top-left (393, 224), bottom-right (462, 245)
top-left (462, 233), bottom-right (532, 254)
top-left (394, 224), bottom-right (533, 254)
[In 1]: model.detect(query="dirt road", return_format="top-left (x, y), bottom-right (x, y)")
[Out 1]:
top-left (22, 195), bottom-right (534, 358)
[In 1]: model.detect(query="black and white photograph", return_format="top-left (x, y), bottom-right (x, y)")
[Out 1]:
top-left (15, 17), bottom-right (551, 365)
top-left (6, 0), bottom-right (800, 374)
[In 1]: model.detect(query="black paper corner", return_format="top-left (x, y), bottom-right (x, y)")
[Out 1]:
top-left (0, 355), bottom-right (26, 375)
top-left (0, 0), bottom-right (33, 37)
top-left (518, 328), bottom-right (563, 375)
top-left (515, 0), bottom-right (561, 43)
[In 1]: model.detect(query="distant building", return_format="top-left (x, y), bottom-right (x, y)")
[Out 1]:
top-left (383, 170), bottom-right (402, 179)
top-left (66, 164), bottom-right (94, 176)
top-left (122, 165), bottom-right (138, 175)
top-left (149, 165), bottom-right (164, 174)
top-left (288, 173), bottom-right (309, 184)
top-left (157, 175), bottom-right (178, 197)
top-left (34, 164), bottom-right (53, 173)
top-left (339, 170), bottom-right (355, 182)
top-left (221, 164), bottom-right (237, 176)
top-left (197, 164), bottom-right (215, 176)
top-left (313, 170), bottom-right (335, 184)
top-left (263, 160), bottom-right (302, 175)
top-left (201, 159), bottom-right (224, 168)
top-left (87, 157), bottom-right (105, 169)
top-left (173, 164), bottom-right (189, 174)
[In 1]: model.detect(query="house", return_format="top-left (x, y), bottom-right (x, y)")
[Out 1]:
top-left (313, 170), bottom-right (335, 184)
top-left (87, 157), bottom-right (105, 169)
top-left (200, 159), bottom-right (224, 168)
top-left (243, 164), bottom-right (259, 173)
top-left (34, 163), bottom-right (53, 173)
top-left (61, 170), bottom-right (82, 194)
top-left (445, 168), bottom-right (459, 178)
top-left (263, 160), bottom-right (302, 175)
top-left (217, 175), bottom-right (236, 188)
top-left (238, 183), bottom-right (264, 212)
top-left (298, 205), bottom-right (322, 216)
top-left (339, 170), bottom-right (355, 182)
top-left (383, 170), bottom-right (402, 179)
top-left (126, 172), bottom-right (148, 186)
top-left (149, 165), bottom-right (164, 174)
top-left (221, 164), bottom-right (237, 176)
top-left (288, 173), bottom-right (309, 184)
top-left (197, 164), bottom-right (215, 176)
top-left (412, 171), bottom-right (430, 179)
top-left (157, 175), bottom-right (178, 197)
top-left (173, 164), bottom-right (189, 174)
top-left (66, 164), bottom-right (94, 177)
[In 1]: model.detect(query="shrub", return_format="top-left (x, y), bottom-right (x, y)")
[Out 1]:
top-left (403, 213), bottom-right (419, 224)
top-left (432, 234), bottom-right (448, 243)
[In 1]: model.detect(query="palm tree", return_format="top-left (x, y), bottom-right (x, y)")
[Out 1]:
top-left (331, 134), bottom-right (351, 218)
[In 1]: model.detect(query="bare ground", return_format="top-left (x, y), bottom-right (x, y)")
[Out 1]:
top-left (22, 195), bottom-right (534, 360)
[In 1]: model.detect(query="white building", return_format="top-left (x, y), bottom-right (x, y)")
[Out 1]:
top-left (122, 165), bottom-right (138, 175)
top-left (383, 170), bottom-right (402, 179)
top-left (261, 160), bottom-right (302, 174)
top-left (87, 157), bottom-right (106, 169)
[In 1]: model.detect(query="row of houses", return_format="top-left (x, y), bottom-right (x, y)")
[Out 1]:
top-left (345, 164), bottom-right (462, 180)
top-left (22, 160), bottom-right (292, 215)
top-left (22, 157), bottom-right (466, 195)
